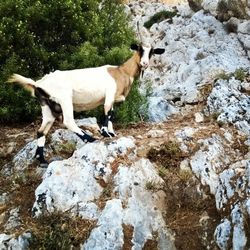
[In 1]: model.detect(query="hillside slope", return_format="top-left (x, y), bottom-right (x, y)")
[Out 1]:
top-left (0, 1), bottom-right (250, 249)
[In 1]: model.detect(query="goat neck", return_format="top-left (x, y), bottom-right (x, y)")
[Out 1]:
top-left (119, 52), bottom-right (141, 78)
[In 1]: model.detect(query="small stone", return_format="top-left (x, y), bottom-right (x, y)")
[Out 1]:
top-left (146, 129), bottom-right (165, 138)
top-left (180, 159), bottom-right (190, 171)
top-left (194, 112), bottom-right (204, 123)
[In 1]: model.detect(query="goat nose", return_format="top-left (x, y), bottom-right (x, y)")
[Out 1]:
top-left (141, 62), bottom-right (149, 68)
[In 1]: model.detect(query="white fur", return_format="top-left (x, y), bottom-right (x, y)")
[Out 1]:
top-left (36, 65), bottom-right (117, 112)
top-left (37, 136), bottom-right (46, 147)
top-left (140, 46), bottom-right (151, 68)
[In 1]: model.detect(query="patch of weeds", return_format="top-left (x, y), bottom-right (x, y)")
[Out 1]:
top-left (177, 169), bottom-right (193, 182)
top-left (145, 180), bottom-right (158, 191)
top-left (147, 141), bottom-right (186, 169)
top-left (225, 21), bottom-right (238, 33)
top-left (214, 68), bottom-right (247, 82)
top-left (217, 0), bottom-right (228, 13)
top-left (158, 166), bottom-right (168, 178)
top-left (188, 0), bottom-right (202, 12)
top-left (211, 112), bottom-right (220, 121)
top-left (144, 10), bottom-right (178, 29)
top-left (195, 52), bottom-right (206, 60)
top-left (29, 212), bottom-right (95, 250)
top-left (215, 71), bottom-right (230, 81)
top-left (55, 141), bottom-right (76, 157)
top-left (234, 68), bottom-right (247, 81)
top-left (97, 178), bottom-right (115, 209)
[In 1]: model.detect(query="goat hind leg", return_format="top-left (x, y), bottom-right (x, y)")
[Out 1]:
top-left (35, 105), bottom-right (55, 167)
top-left (61, 100), bottom-right (96, 143)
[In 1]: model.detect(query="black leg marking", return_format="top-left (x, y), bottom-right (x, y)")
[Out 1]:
top-left (35, 146), bottom-right (48, 168)
top-left (37, 131), bottom-right (44, 138)
top-left (101, 127), bottom-right (112, 137)
top-left (100, 109), bottom-right (115, 137)
top-left (76, 130), bottom-right (96, 143)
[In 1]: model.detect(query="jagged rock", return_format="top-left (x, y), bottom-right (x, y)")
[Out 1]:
top-left (205, 77), bottom-right (250, 136)
top-left (0, 193), bottom-right (9, 206)
top-left (0, 232), bottom-right (31, 250)
top-left (32, 136), bottom-right (175, 249)
top-left (189, 134), bottom-right (250, 249)
top-left (188, 0), bottom-right (249, 20)
top-left (238, 20), bottom-right (250, 34)
top-left (4, 207), bottom-right (21, 231)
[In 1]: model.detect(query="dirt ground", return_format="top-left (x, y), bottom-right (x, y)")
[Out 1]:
top-left (0, 107), bottom-right (222, 249)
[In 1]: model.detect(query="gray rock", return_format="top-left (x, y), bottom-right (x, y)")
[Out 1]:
top-left (0, 232), bottom-right (31, 250)
top-left (82, 199), bottom-right (124, 250)
top-left (189, 134), bottom-right (250, 249)
top-left (238, 20), bottom-right (250, 34)
top-left (4, 207), bottom-right (21, 231)
top-left (205, 77), bottom-right (250, 136)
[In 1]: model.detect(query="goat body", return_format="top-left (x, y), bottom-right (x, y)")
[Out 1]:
top-left (8, 44), bottom-right (165, 166)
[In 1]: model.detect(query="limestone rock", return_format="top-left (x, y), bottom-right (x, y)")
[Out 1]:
top-left (0, 232), bottom-right (31, 250)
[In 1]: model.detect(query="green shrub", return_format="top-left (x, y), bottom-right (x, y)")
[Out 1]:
top-left (144, 10), bottom-right (178, 29)
top-left (0, 0), bottom-right (135, 124)
top-left (215, 68), bottom-right (248, 82)
top-left (234, 68), bottom-right (247, 81)
top-left (114, 80), bottom-right (150, 126)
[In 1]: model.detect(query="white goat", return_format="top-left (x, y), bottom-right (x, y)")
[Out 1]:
top-left (8, 43), bottom-right (165, 166)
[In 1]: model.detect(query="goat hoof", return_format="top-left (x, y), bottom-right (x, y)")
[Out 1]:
top-left (108, 132), bottom-right (116, 137)
top-left (36, 157), bottom-right (49, 168)
top-left (101, 128), bottom-right (112, 137)
top-left (76, 132), bottom-right (96, 143)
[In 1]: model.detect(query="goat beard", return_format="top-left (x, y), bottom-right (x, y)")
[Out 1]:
top-left (140, 69), bottom-right (145, 79)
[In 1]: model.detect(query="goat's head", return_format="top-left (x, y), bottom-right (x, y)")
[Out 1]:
top-left (130, 43), bottom-right (165, 69)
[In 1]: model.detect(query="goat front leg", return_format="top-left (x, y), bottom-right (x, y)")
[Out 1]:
top-left (100, 104), bottom-right (116, 137)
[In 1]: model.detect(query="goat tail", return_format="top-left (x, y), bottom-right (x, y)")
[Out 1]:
top-left (7, 73), bottom-right (37, 97)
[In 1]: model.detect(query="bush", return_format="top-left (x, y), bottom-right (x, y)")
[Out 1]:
top-left (115, 80), bottom-right (150, 126)
top-left (144, 10), bottom-right (178, 29)
top-left (0, 0), bottom-right (136, 124)
top-left (217, 0), bottom-right (248, 21)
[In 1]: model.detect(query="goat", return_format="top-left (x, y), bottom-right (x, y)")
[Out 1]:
top-left (8, 43), bottom-right (165, 166)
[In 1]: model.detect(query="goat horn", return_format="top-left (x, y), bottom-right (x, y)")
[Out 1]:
top-left (136, 21), bottom-right (143, 43)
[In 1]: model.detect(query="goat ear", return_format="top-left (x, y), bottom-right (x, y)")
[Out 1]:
top-left (153, 48), bottom-right (165, 55)
top-left (130, 44), bottom-right (139, 51)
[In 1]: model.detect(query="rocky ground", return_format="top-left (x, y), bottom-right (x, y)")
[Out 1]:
top-left (0, 0), bottom-right (250, 249)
